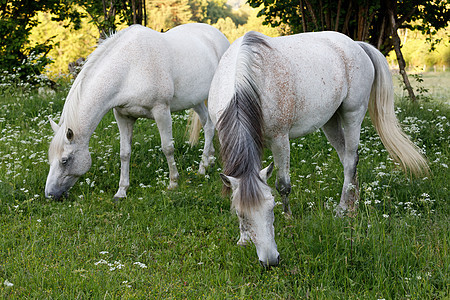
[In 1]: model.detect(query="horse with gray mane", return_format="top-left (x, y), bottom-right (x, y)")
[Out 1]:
top-left (45, 23), bottom-right (229, 200)
top-left (208, 31), bottom-right (429, 267)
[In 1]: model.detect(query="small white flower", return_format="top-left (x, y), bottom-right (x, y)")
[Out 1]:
top-left (37, 219), bottom-right (41, 223)
top-left (94, 259), bottom-right (108, 265)
top-left (99, 251), bottom-right (109, 255)
top-left (133, 261), bottom-right (147, 268)
top-left (4, 279), bottom-right (13, 287)
top-left (382, 214), bottom-right (389, 218)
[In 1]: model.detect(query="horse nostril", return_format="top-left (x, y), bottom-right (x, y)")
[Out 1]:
top-left (259, 255), bottom-right (280, 268)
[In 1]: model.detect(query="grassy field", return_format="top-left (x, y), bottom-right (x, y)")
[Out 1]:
top-left (0, 73), bottom-right (449, 299)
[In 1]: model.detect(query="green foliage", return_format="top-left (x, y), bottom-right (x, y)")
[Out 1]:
top-left (213, 5), bottom-right (279, 42)
top-left (144, 0), bottom-right (247, 32)
top-left (0, 0), bottom-right (83, 86)
top-left (247, 0), bottom-right (450, 55)
top-left (30, 11), bottom-right (98, 76)
top-left (0, 76), bottom-right (448, 298)
top-left (388, 28), bottom-right (450, 72)
top-left (146, 0), bottom-right (194, 32)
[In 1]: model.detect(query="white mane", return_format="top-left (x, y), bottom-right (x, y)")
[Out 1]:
top-left (49, 26), bottom-right (135, 159)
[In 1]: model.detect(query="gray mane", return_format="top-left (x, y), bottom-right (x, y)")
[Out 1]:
top-left (217, 31), bottom-right (271, 212)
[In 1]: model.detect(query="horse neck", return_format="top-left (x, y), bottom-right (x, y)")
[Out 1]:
top-left (62, 86), bottom-right (114, 146)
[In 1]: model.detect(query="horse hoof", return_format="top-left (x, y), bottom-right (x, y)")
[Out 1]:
top-left (335, 205), bottom-right (347, 218)
top-left (113, 192), bottom-right (126, 200)
top-left (237, 240), bottom-right (249, 247)
top-left (198, 166), bottom-right (206, 175)
top-left (168, 182), bottom-right (178, 190)
top-left (282, 211), bottom-right (293, 220)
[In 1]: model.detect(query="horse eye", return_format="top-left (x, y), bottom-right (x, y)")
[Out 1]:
top-left (61, 157), bottom-right (69, 165)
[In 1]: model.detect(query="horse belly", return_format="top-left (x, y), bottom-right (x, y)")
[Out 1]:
top-left (115, 105), bottom-right (154, 119)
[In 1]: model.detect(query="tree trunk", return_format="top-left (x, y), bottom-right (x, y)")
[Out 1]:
top-left (334, 0), bottom-right (342, 31)
top-left (299, 0), bottom-right (307, 32)
top-left (304, 0), bottom-right (319, 29)
top-left (387, 5), bottom-right (416, 102)
top-left (342, 1), bottom-right (352, 35)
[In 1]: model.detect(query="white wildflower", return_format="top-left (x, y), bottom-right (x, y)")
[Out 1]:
top-left (133, 262), bottom-right (147, 269)
top-left (94, 259), bottom-right (108, 265)
top-left (4, 279), bottom-right (13, 287)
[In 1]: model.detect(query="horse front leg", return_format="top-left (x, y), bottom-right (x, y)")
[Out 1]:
top-left (271, 134), bottom-right (292, 218)
top-left (113, 109), bottom-right (136, 200)
top-left (192, 102), bottom-right (215, 175)
top-left (152, 105), bottom-right (179, 190)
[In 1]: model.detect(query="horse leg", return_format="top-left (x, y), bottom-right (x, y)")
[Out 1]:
top-left (113, 108), bottom-right (136, 200)
top-left (322, 113), bottom-right (345, 164)
top-left (192, 102), bottom-right (215, 175)
top-left (152, 105), bottom-right (179, 190)
top-left (271, 134), bottom-right (292, 218)
top-left (335, 110), bottom-right (365, 217)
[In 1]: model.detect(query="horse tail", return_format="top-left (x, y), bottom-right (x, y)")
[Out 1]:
top-left (217, 31), bottom-right (271, 211)
top-left (357, 42), bottom-right (429, 177)
top-left (186, 109), bottom-right (202, 146)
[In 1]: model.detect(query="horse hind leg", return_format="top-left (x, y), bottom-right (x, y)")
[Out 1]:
top-left (192, 102), bottom-right (215, 175)
top-left (113, 108), bottom-right (136, 200)
top-left (322, 113), bottom-right (345, 165)
top-left (325, 109), bottom-right (365, 217)
top-left (152, 105), bottom-right (179, 190)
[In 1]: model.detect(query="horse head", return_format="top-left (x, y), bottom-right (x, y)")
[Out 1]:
top-left (220, 163), bottom-right (279, 267)
top-left (45, 119), bottom-right (91, 200)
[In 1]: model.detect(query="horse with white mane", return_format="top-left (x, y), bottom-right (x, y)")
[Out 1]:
top-left (208, 31), bottom-right (429, 267)
top-left (45, 23), bottom-right (229, 200)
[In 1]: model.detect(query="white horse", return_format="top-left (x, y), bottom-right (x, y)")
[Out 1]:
top-left (45, 23), bottom-right (229, 200)
top-left (208, 31), bottom-right (429, 267)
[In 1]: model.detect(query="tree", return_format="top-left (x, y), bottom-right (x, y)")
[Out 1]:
top-left (247, 0), bottom-right (450, 101)
top-left (0, 0), bottom-right (83, 84)
top-left (76, 0), bottom-right (147, 39)
top-left (146, 0), bottom-right (193, 32)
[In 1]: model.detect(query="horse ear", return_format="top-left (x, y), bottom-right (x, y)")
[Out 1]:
top-left (220, 173), bottom-right (239, 189)
top-left (259, 162), bottom-right (274, 182)
top-left (66, 128), bottom-right (74, 141)
top-left (49, 118), bottom-right (60, 133)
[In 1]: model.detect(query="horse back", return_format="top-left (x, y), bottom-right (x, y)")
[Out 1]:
top-left (260, 32), bottom-right (374, 140)
top-left (163, 24), bottom-right (230, 110)
top-left (86, 24), bottom-right (228, 116)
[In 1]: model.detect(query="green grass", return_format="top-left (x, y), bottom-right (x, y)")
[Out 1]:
top-left (0, 75), bottom-right (449, 299)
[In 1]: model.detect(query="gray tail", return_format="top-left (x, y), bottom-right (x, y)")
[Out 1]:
top-left (217, 31), bottom-right (271, 211)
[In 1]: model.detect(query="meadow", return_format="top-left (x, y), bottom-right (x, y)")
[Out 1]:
top-left (0, 73), bottom-right (448, 299)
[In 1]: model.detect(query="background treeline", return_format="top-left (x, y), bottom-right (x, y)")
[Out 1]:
top-left (1, 0), bottom-right (449, 85)
top-left (387, 28), bottom-right (450, 72)
top-left (7, 0), bottom-right (279, 77)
